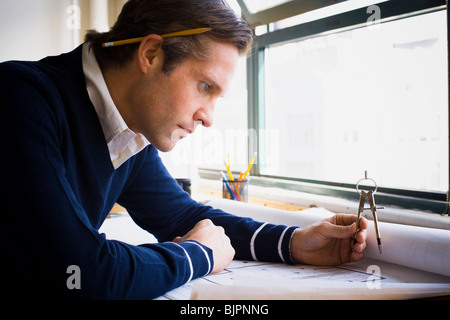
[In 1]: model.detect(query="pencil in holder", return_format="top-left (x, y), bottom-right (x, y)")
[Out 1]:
top-left (222, 179), bottom-right (248, 202)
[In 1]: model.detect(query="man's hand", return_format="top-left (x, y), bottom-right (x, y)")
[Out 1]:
top-left (290, 214), bottom-right (368, 266)
top-left (173, 219), bottom-right (235, 274)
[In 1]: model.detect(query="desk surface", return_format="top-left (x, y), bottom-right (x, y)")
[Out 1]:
top-left (162, 258), bottom-right (450, 300)
top-left (100, 212), bottom-right (450, 300)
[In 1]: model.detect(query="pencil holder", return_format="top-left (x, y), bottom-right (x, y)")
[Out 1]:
top-left (222, 179), bottom-right (248, 202)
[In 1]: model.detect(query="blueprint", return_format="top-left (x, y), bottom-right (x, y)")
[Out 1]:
top-left (157, 258), bottom-right (450, 300)
top-left (205, 198), bottom-right (450, 278)
top-left (100, 199), bottom-right (450, 300)
top-left (157, 199), bottom-right (450, 300)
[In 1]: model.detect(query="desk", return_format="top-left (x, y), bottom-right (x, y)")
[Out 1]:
top-left (100, 199), bottom-right (450, 300)
top-left (161, 258), bottom-right (450, 300)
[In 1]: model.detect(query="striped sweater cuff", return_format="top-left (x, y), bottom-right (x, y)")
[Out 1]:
top-left (250, 224), bottom-right (299, 265)
top-left (172, 240), bottom-right (214, 284)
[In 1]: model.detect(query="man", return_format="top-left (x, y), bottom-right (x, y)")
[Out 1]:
top-left (0, 0), bottom-right (367, 299)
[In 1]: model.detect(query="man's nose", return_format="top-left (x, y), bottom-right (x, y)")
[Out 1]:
top-left (194, 104), bottom-right (214, 128)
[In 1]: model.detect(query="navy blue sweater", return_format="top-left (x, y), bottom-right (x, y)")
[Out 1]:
top-left (0, 46), bottom-right (297, 300)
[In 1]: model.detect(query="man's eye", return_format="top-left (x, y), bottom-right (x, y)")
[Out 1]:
top-left (201, 82), bottom-right (212, 92)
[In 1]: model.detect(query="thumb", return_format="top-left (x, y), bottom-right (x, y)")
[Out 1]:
top-left (325, 221), bottom-right (357, 239)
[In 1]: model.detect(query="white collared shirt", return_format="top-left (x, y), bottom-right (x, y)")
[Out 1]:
top-left (82, 43), bottom-right (150, 169)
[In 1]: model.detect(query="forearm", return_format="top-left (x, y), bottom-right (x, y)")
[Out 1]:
top-left (204, 209), bottom-right (299, 264)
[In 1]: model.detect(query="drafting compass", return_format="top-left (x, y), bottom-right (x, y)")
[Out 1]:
top-left (355, 171), bottom-right (383, 254)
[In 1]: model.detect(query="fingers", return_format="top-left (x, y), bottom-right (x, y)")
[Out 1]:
top-left (195, 219), bottom-right (214, 228)
top-left (322, 220), bottom-right (358, 240)
top-left (330, 214), bottom-right (368, 230)
top-left (352, 229), bottom-right (367, 253)
top-left (194, 219), bottom-right (227, 236)
top-left (173, 219), bottom-right (217, 243)
top-left (354, 228), bottom-right (367, 245)
top-left (323, 214), bottom-right (368, 263)
top-left (351, 231), bottom-right (367, 262)
top-left (356, 215), bottom-right (369, 230)
top-left (350, 250), bottom-right (365, 262)
top-left (173, 219), bottom-right (234, 274)
top-left (351, 221), bottom-right (368, 262)
top-left (326, 215), bottom-right (369, 243)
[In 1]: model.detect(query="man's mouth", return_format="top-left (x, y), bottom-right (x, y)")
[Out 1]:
top-left (172, 126), bottom-right (192, 141)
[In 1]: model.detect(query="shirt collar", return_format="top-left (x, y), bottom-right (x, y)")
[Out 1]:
top-left (82, 43), bottom-right (150, 169)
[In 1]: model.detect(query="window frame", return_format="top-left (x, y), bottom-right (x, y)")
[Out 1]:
top-left (200, 0), bottom-right (449, 215)
top-left (236, 0), bottom-right (348, 28)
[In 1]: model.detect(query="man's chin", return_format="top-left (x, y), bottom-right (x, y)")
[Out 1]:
top-left (152, 140), bottom-right (178, 153)
top-left (154, 145), bottom-right (175, 153)
top-left (150, 131), bottom-right (186, 152)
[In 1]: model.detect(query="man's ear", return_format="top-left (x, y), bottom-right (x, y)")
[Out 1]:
top-left (137, 34), bottom-right (164, 74)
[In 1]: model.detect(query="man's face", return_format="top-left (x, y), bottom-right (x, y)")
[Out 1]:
top-left (129, 39), bottom-right (240, 152)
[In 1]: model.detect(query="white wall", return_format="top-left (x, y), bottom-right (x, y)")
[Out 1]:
top-left (0, 0), bottom-right (128, 62)
top-left (0, 0), bottom-right (78, 62)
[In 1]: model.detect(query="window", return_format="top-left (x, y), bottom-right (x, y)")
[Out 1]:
top-left (244, 0), bottom-right (449, 213)
top-left (263, 10), bottom-right (448, 193)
